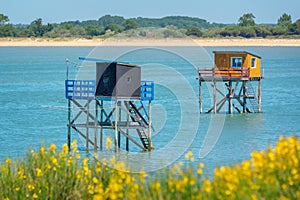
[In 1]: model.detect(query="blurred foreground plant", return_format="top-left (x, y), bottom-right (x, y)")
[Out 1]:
top-left (0, 135), bottom-right (299, 199)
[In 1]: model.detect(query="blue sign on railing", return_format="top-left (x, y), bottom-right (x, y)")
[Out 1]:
top-left (65, 80), bottom-right (154, 101)
top-left (141, 81), bottom-right (154, 101)
top-left (65, 80), bottom-right (96, 100)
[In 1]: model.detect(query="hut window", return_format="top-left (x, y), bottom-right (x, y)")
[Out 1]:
top-left (231, 57), bottom-right (242, 68)
top-left (251, 58), bottom-right (256, 68)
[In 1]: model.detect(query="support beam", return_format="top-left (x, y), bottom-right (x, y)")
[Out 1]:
top-left (148, 100), bottom-right (152, 151)
top-left (114, 100), bottom-right (119, 152)
top-left (118, 101), bottom-right (121, 149)
top-left (258, 79), bottom-right (262, 113)
top-left (228, 81), bottom-right (233, 114)
top-left (126, 102), bottom-right (129, 151)
top-left (242, 81), bottom-right (247, 113)
top-left (94, 100), bottom-right (98, 152)
top-left (86, 102), bottom-right (89, 153)
top-left (100, 100), bottom-right (103, 150)
top-left (199, 80), bottom-right (203, 114)
top-left (213, 81), bottom-right (217, 114)
top-left (67, 100), bottom-right (71, 150)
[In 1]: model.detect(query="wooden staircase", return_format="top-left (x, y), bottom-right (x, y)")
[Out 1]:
top-left (246, 83), bottom-right (259, 113)
top-left (125, 101), bottom-right (153, 150)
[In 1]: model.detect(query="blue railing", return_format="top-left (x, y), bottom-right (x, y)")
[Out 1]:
top-left (65, 80), bottom-right (96, 100)
top-left (141, 81), bottom-right (154, 101)
top-left (65, 80), bottom-right (154, 101)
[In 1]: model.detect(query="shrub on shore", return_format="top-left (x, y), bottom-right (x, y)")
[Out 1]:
top-left (0, 135), bottom-right (300, 199)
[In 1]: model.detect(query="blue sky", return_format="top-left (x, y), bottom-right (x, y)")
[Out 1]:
top-left (1, 0), bottom-right (300, 24)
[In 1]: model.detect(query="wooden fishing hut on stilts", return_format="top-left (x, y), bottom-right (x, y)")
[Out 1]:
top-left (198, 51), bottom-right (263, 114)
top-left (65, 58), bottom-right (154, 152)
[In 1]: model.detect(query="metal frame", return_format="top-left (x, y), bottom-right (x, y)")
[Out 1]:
top-left (198, 68), bottom-right (262, 114)
top-left (66, 80), bottom-right (154, 152)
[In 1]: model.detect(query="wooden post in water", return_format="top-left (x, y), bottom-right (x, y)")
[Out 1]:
top-left (67, 100), bottom-right (71, 149)
top-left (242, 81), bottom-right (247, 113)
top-left (213, 81), bottom-right (217, 114)
top-left (86, 102), bottom-right (89, 153)
top-left (114, 100), bottom-right (119, 152)
top-left (258, 79), bottom-right (262, 113)
top-left (126, 102), bottom-right (129, 151)
top-left (94, 100), bottom-right (98, 152)
top-left (100, 100), bottom-right (103, 150)
top-left (199, 80), bottom-right (203, 114)
top-left (118, 101), bottom-right (121, 149)
top-left (228, 81), bottom-right (233, 114)
top-left (148, 100), bottom-right (152, 151)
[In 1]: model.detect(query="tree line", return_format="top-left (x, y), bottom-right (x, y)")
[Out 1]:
top-left (0, 13), bottom-right (299, 38)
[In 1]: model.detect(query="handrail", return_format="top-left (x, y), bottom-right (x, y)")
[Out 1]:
top-left (198, 68), bottom-right (250, 80)
top-left (65, 80), bottom-right (154, 100)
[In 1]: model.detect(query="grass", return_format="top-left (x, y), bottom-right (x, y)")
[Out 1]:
top-left (1, 135), bottom-right (300, 199)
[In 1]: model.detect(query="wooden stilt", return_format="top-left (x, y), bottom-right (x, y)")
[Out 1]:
top-left (67, 100), bottom-right (71, 150)
top-left (100, 100), bottom-right (103, 151)
top-left (242, 81), bottom-right (247, 113)
top-left (86, 102), bottom-right (89, 153)
top-left (228, 81), bottom-right (233, 114)
top-left (114, 100), bottom-right (119, 152)
top-left (199, 80), bottom-right (203, 114)
top-left (118, 101), bottom-right (121, 149)
top-left (126, 101), bottom-right (129, 151)
top-left (258, 79), bottom-right (262, 113)
top-left (213, 81), bottom-right (217, 114)
top-left (148, 100), bottom-right (152, 151)
top-left (94, 100), bottom-right (98, 152)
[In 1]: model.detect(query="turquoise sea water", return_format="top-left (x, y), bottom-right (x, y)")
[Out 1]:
top-left (0, 46), bottom-right (299, 173)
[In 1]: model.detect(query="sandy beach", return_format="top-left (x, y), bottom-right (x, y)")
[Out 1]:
top-left (1, 37), bottom-right (300, 47)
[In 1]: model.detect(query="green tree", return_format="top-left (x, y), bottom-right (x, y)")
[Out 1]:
top-left (238, 13), bottom-right (256, 27)
top-left (0, 13), bottom-right (13, 37)
top-left (30, 18), bottom-right (45, 37)
top-left (220, 26), bottom-right (241, 37)
top-left (105, 24), bottom-right (123, 33)
top-left (85, 25), bottom-right (103, 36)
top-left (123, 19), bottom-right (139, 31)
top-left (0, 24), bottom-right (13, 37)
top-left (0, 13), bottom-right (9, 25)
top-left (278, 13), bottom-right (292, 27)
top-left (186, 27), bottom-right (203, 37)
top-left (98, 15), bottom-right (125, 27)
top-left (254, 25), bottom-right (271, 38)
top-left (289, 19), bottom-right (300, 35)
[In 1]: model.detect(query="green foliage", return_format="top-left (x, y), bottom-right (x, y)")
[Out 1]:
top-left (0, 24), bottom-right (13, 37)
top-left (238, 13), bottom-right (256, 27)
top-left (85, 25), bottom-right (104, 36)
top-left (186, 27), bottom-right (203, 37)
top-left (0, 12), bottom-right (299, 39)
top-left (1, 136), bottom-right (300, 199)
top-left (105, 24), bottom-right (123, 33)
top-left (29, 18), bottom-right (53, 37)
top-left (278, 13), bottom-right (292, 27)
top-left (289, 19), bottom-right (300, 35)
top-left (98, 15), bottom-right (125, 27)
top-left (13, 26), bottom-right (34, 37)
top-left (0, 14), bottom-right (9, 25)
top-left (123, 19), bottom-right (139, 31)
top-left (254, 25), bottom-right (272, 38)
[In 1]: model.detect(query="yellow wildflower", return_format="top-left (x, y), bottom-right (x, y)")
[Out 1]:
top-left (36, 168), bottom-right (42, 177)
top-left (88, 184), bottom-right (94, 195)
top-left (32, 193), bottom-right (38, 199)
top-left (50, 143), bottom-right (56, 154)
top-left (5, 158), bottom-right (11, 166)
top-left (106, 136), bottom-right (112, 150)
top-left (27, 183), bottom-right (35, 191)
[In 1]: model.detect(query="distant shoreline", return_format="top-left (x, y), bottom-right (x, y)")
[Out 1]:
top-left (1, 37), bottom-right (300, 47)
